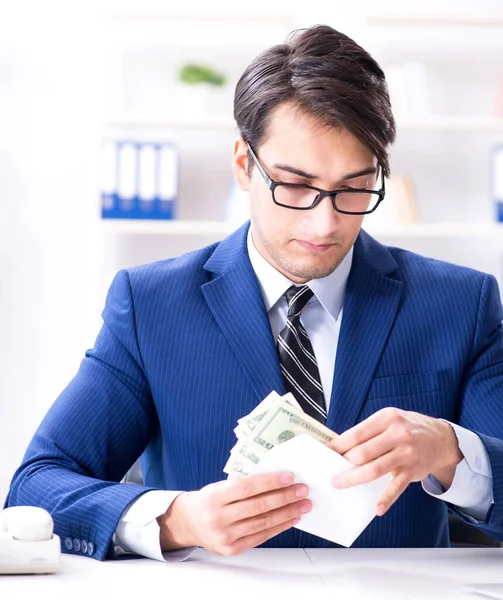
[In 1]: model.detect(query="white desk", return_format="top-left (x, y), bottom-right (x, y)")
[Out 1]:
top-left (1, 548), bottom-right (503, 600)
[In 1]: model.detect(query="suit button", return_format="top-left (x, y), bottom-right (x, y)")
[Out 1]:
top-left (87, 542), bottom-right (95, 556)
top-left (81, 540), bottom-right (88, 554)
top-left (73, 538), bottom-right (81, 552)
top-left (64, 537), bottom-right (73, 551)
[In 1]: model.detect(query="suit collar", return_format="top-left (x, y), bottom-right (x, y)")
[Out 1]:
top-left (354, 227), bottom-right (399, 277)
top-left (203, 221), bottom-right (250, 276)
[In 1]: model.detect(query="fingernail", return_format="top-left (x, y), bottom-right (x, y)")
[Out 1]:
top-left (280, 472), bottom-right (294, 484)
top-left (300, 501), bottom-right (312, 514)
top-left (376, 503), bottom-right (386, 516)
top-left (292, 517), bottom-right (301, 525)
top-left (296, 485), bottom-right (308, 498)
top-left (332, 477), bottom-right (343, 489)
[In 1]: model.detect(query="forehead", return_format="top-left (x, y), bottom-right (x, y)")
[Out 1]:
top-left (259, 102), bottom-right (376, 173)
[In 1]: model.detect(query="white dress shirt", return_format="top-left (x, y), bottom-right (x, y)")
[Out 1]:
top-left (114, 231), bottom-right (493, 561)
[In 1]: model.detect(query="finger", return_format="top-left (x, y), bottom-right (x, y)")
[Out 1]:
top-left (333, 450), bottom-right (399, 489)
top-left (223, 483), bottom-right (309, 523)
top-left (230, 513), bottom-right (305, 555)
top-left (215, 472), bottom-right (296, 504)
top-left (231, 498), bottom-right (312, 540)
top-left (375, 472), bottom-right (410, 516)
top-left (328, 409), bottom-right (395, 455)
top-left (342, 431), bottom-right (395, 467)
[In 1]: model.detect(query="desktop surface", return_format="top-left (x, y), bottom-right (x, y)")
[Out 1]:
top-left (1, 547), bottom-right (502, 599)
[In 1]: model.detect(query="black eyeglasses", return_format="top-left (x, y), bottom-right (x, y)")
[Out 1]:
top-left (246, 142), bottom-right (386, 215)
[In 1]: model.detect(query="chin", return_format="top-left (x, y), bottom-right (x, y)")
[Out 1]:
top-left (285, 260), bottom-right (341, 282)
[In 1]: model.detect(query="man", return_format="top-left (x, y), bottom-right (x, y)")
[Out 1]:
top-left (5, 24), bottom-right (503, 561)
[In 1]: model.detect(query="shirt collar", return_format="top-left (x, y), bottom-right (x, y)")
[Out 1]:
top-left (247, 228), bottom-right (353, 321)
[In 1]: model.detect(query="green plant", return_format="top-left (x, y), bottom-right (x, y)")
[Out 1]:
top-left (178, 63), bottom-right (226, 86)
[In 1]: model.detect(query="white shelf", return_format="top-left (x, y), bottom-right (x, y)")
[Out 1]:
top-left (365, 222), bottom-right (503, 239)
top-left (98, 219), bottom-right (503, 240)
top-left (98, 219), bottom-right (238, 236)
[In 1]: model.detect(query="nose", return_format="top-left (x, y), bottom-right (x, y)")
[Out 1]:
top-left (307, 194), bottom-right (339, 238)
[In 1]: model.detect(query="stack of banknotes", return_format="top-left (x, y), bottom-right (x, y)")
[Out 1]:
top-left (223, 391), bottom-right (338, 479)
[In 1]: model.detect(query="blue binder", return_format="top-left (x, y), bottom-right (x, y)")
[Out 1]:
top-left (101, 140), bottom-right (179, 220)
top-left (492, 145), bottom-right (503, 223)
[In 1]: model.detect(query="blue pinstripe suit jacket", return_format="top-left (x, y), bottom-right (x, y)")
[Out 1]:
top-left (5, 223), bottom-right (503, 560)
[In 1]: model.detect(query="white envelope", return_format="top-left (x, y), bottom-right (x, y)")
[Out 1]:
top-left (251, 434), bottom-right (392, 547)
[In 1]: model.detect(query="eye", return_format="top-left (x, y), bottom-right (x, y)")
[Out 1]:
top-left (341, 176), bottom-right (374, 190)
top-left (279, 178), bottom-right (310, 186)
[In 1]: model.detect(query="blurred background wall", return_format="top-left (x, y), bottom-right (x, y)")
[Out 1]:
top-left (1, 0), bottom-right (503, 503)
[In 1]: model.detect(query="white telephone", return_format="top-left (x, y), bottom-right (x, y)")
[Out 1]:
top-left (0, 506), bottom-right (61, 574)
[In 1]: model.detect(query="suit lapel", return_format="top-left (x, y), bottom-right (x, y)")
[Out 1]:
top-left (201, 225), bottom-right (403, 430)
top-left (326, 230), bottom-right (403, 434)
top-left (202, 224), bottom-right (285, 403)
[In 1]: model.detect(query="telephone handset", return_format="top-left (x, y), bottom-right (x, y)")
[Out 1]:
top-left (0, 506), bottom-right (61, 574)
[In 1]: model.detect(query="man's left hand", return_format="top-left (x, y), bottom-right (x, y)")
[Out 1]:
top-left (327, 408), bottom-right (463, 516)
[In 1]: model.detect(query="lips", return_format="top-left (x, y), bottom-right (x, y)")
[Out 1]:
top-left (297, 240), bottom-right (335, 253)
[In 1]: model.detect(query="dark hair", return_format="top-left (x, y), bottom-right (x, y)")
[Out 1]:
top-left (234, 24), bottom-right (396, 177)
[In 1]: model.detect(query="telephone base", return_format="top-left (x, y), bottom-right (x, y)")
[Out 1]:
top-left (0, 534), bottom-right (61, 575)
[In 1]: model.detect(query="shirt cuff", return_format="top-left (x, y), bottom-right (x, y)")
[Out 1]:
top-left (421, 421), bottom-right (493, 522)
top-left (114, 490), bottom-right (197, 562)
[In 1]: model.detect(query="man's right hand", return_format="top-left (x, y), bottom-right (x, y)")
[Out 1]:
top-left (157, 472), bottom-right (311, 556)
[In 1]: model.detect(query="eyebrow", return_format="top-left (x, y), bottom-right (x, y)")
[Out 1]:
top-left (271, 163), bottom-right (378, 182)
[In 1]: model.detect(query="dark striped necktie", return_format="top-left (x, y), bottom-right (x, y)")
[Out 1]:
top-left (277, 285), bottom-right (327, 424)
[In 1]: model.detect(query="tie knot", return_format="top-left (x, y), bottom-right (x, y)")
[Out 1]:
top-left (285, 285), bottom-right (314, 319)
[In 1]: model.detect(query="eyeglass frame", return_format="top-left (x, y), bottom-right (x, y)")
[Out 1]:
top-left (246, 141), bottom-right (386, 215)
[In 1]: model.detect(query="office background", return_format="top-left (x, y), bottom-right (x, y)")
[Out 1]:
top-left (1, 0), bottom-right (503, 504)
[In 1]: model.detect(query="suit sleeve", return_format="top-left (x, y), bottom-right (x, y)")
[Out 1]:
top-left (453, 273), bottom-right (503, 538)
top-left (4, 270), bottom-right (160, 560)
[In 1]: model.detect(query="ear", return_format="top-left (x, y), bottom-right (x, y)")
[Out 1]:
top-left (231, 136), bottom-right (251, 191)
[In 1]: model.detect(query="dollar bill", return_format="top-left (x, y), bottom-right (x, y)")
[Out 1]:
top-left (223, 441), bottom-right (266, 479)
top-left (251, 399), bottom-right (336, 451)
top-left (223, 393), bottom-right (338, 478)
top-left (234, 392), bottom-right (301, 438)
top-left (233, 391), bottom-right (281, 439)
top-left (223, 455), bottom-right (248, 480)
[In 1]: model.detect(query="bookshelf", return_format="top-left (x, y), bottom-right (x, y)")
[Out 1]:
top-left (98, 219), bottom-right (236, 236)
top-left (97, 8), bottom-right (503, 293)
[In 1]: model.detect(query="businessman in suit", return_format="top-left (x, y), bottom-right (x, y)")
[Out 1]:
top-left (5, 24), bottom-right (503, 561)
